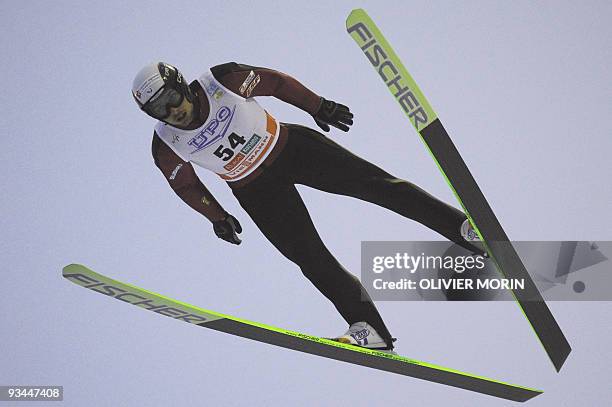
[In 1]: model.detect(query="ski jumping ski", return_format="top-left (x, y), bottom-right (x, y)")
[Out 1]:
top-left (346, 9), bottom-right (571, 371)
top-left (63, 264), bottom-right (541, 402)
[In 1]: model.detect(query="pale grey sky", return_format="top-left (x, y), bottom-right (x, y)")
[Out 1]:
top-left (2, 1), bottom-right (611, 405)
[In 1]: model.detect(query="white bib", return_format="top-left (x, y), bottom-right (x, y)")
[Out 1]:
top-left (155, 71), bottom-right (279, 181)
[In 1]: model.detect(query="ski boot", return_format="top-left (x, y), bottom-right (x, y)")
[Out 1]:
top-left (461, 218), bottom-right (479, 241)
top-left (330, 322), bottom-right (395, 351)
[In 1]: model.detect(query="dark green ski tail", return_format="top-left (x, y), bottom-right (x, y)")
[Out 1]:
top-left (346, 8), bottom-right (570, 371)
top-left (63, 264), bottom-right (542, 402)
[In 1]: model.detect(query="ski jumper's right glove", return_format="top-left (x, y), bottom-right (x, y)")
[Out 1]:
top-left (312, 97), bottom-right (354, 132)
top-left (213, 214), bottom-right (243, 245)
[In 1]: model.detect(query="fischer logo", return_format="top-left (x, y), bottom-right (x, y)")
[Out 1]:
top-left (64, 273), bottom-right (209, 325)
top-left (347, 21), bottom-right (429, 130)
top-left (188, 105), bottom-right (236, 154)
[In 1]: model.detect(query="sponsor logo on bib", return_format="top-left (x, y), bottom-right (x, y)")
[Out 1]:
top-left (187, 105), bottom-right (236, 154)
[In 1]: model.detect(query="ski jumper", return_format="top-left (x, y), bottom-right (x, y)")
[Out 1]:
top-left (151, 62), bottom-right (477, 345)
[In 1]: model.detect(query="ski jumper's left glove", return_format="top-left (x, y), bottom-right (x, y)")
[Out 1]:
top-left (213, 214), bottom-right (243, 245)
top-left (312, 97), bottom-right (354, 132)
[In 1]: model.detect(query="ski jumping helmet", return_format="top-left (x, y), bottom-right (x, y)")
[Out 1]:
top-left (132, 62), bottom-right (194, 120)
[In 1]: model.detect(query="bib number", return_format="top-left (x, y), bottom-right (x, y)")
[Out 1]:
top-left (214, 132), bottom-right (246, 161)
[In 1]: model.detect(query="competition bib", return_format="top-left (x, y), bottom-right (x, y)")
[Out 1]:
top-left (155, 71), bottom-right (279, 181)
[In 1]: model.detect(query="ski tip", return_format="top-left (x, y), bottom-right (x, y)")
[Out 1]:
top-left (346, 8), bottom-right (366, 25)
top-left (62, 263), bottom-right (86, 276)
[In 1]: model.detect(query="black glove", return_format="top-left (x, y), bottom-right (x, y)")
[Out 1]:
top-left (312, 97), bottom-right (354, 132)
top-left (213, 214), bottom-right (242, 245)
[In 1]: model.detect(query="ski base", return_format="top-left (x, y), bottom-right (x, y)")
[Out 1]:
top-left (346, 8), bottom-right (570, 371)
top-left (420, 119), bottom-right (571, 370)
top-left (63, 264), bottom-right (541, 402)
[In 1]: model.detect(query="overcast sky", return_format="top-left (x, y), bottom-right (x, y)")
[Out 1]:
top-left (2, 1), bottom-right (611, 406)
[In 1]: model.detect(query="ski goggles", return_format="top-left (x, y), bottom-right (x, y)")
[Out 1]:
top-left (141, 87), bottom-right (184, 120)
